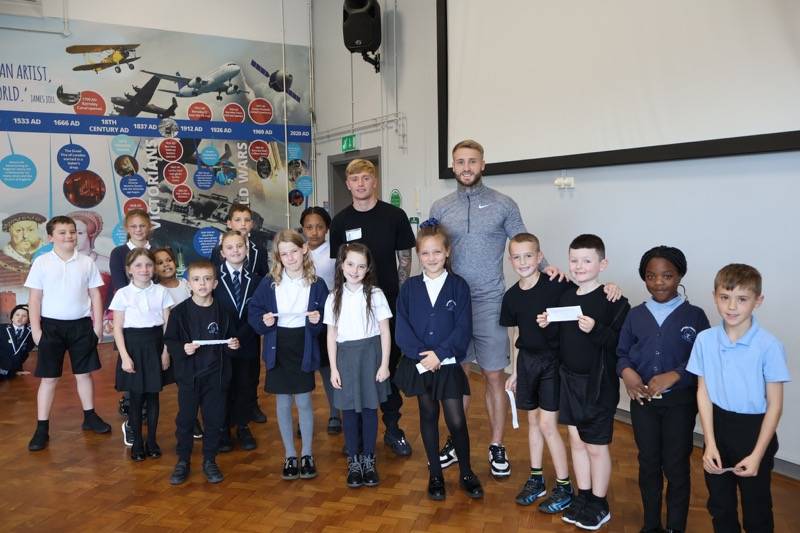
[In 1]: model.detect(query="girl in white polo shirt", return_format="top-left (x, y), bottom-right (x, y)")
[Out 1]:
top-left (109, 248), bottom-right (173, 462)
top-left (324, 242), bottom-right (391, 489)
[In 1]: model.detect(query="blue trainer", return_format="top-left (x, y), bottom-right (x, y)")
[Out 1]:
top-left (515, 476), bottom-right (546, 506)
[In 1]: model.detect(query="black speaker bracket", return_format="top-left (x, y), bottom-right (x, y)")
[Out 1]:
top-left (360, 51), bottom-right (381, 73)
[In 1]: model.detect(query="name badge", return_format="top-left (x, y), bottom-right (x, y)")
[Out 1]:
top-left (345, 228), bottom-right (362, 241)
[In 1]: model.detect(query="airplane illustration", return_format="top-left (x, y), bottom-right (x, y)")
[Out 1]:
top-left (66, 44), bottom-right (141, 74)
top-left (56, 85), bottom-right (81, 105)
top-left (142, 63), bottom-right (247, 101)
top-left (250, 59), bottom-right (301, 102)
top-left (110, 75), bottom-right (178, 118)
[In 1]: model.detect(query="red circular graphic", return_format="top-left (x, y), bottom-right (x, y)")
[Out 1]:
top-left (223, 103), bottom-right (245, 123)
top-left (248, 140), bottom-right (270, 161)
top-left (123, 198), bottom-right (148, 214)
top-left (173, 184), bottom-right (193, 204)
top-left (158, 138), bottom-right (184, 162)
top-left (247, 98), bottom-right (273, 124)
top-left (163, 162), bottom-right (188, 185)
top-left (187, 102), bottom-right (212, 121)
top-left (73, 91), bottom-right (106, 116)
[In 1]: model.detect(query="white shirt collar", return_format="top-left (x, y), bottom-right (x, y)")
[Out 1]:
top-left (52, 249), bottom-right (80, 263)
top-left (126, 240), bottom-right (151, 250)
top-left (423, 271), bottom-right (448, 284)
top-left (225, 261), bottom-right (245, 275)
top-left (129, 281), bottom-right (154, 293)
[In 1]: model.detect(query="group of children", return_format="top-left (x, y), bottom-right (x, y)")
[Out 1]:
top-left (7, 204), bottom-right (789, 533)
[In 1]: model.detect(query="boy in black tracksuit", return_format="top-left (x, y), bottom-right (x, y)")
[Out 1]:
top-left (213, 230), bottom-right (262, 451)
top-left (164, 260), bottom-right (239, 485)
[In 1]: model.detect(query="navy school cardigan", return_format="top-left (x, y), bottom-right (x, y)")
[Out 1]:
top-left (247, 275), bottom-right (328, 372)
top-left (395, 273), bottom-right (472, 362)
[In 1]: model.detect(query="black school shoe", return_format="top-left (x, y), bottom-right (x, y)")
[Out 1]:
top-left (203, 460), bottom-right (224, 484)
top-left (237, 425), bottom-right (257, 451)
top-left (82, 412), bottom-right (112, 434)
top-left (428, 475), bottom-right (446, 501)
top-left (460, 472), bottom-right (484, 498)
top-left (383, 429), bottom-right (412, 457)
top-left (130, 446), bottom-right (146, 462)
top-left (361, 454), bottom-right (379, 486)
top-left (299, 455), bottom-right (318, 479)
top-left (28, 428), bottom-right (49, 451)
top-left (282, 456), bottom-right (300, 480)
top-left (145, 442), bottom-right (162, 458)
top-left (170, 460), bottom-right (190, 485)
top-left (346, 456), bottom-right (363, 488)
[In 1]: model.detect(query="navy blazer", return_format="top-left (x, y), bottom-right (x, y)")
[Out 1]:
top-left (395, 273), bottom-right (472, 363)
top-left (211, 240), bottom-right (269, 278)
top-left (214, 264), bottom-right (262, 358)
top-left (0, 324), bottom-right (33, 378)
top-left (247, 275), bottom-right (328, 372)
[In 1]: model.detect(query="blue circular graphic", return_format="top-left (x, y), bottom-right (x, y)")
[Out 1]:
top-left (32, 243), bottom-right (53, 261)
top-left (199, 146), bottom-right (220, 166)
top-left (111, 134), bottom-right (137, 156)
top-left (0, 154), bottom-right (36, 189)
top-left (57, 143), bottom-right (90, 172)
top-left (193, 167), bottom-right (215, 190)
top-left (287, 143), bottom-right (303, 160)
top-left (295, 175), bottom-right (313, 197)
top-left (193, 227), bottom-right (222, 258)
top-left (112, 222), bottom-right (128, 245)
top-left (215, 161), bottom-right (236, 186)
top-left (119, 174), bottom-right (147, 198)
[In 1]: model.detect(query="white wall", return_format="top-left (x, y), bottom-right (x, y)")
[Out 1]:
top-left (312, 0), bottom-right (800, 464)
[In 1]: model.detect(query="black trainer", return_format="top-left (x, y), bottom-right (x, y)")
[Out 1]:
top-left (170, 460), bottom-right (190, 485)
top-left (575, 495), bottom-right (611, 530)
top-left (202, 460), bottom-right (224, 484)
top-left (539, 483), bottom-right (574, 514)
top-left (28, 428), bottom-right (49, 451)
top-left (428, 475), bottom-right (446, 501)
top-left (361, 453), bottom-right (379, 486)
top-left (438, 435), bottom-right (458, 468)
top-left (562, 491), bottom-right (588, 525)
top-left (299, 455), bottom-right (318, 479)
top-left (383, 429), bottom-right (412, 457)
top-left (237, 425), bottom-right (257, 451)
top-left (282, 456), bottom-right (300, 480)
top-left (515, 476), bottom-right (546, 506)
top-left (251, 405), bottom-right (267, 424)
top-left (460, 472), bottom-right (484, 498)
top-left (346, 455), bottom-right (363, 488)
top-left (82, 412), bottom-right (111, 434)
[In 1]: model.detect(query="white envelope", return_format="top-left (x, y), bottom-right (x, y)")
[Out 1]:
top-left (546, 305), bottom-right (583, 322)
top-left (192, 339), bottom-right (232, 346)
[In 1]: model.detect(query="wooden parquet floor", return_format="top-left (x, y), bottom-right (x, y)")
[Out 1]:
top-left (1, 345), bottom-right (797, 532)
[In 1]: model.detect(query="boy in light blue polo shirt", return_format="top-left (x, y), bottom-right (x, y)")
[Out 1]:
top-left (687, 263), bottom-right (790, 533)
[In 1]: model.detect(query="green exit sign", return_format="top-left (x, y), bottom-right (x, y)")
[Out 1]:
top-left (341, 133), bottom-right (358, 153)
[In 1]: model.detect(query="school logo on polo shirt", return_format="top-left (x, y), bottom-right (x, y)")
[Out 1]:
top-left (208, 322), bottom-right (219, 335)
top-left (680, 326), bottom-right (697, 343)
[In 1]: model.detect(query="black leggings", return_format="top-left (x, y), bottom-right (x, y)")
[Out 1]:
top-left (417, 392), bottom-right (471, 477)
top-left (128, 391), bottom-right (160, 450)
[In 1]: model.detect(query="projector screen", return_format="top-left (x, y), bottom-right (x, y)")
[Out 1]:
top-left (437, 0), bottom-right (800, 177)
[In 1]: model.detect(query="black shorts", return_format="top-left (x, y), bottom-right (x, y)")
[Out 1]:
top-left (35, 317), bottom-right (100, 378)
top-left (558, 366), bottom-right (614, 445)
top-left (515, 349), bottom-right (559, 412)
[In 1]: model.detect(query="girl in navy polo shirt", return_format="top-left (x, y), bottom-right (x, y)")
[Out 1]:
top-left (616, 246), bottom-right (710, 533)
top-left (394, 220), bottom-right (483, 501)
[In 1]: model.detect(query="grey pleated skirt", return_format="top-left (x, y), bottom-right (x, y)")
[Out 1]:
top-left (333, 335), bottom-right (390, 412)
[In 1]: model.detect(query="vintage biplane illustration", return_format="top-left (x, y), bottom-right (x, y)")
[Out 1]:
top-left (250, 59), bottom-right (302, 103)
top-left (66, 43), bottom-right (141, 74)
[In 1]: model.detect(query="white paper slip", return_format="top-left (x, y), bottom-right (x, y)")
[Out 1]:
top-left (546, 305), bottom-right (582, 322)
top-left (505, 389), bottom-right (520, 429)
top-left (272, 312), bottom-right (309, 318)
top-left (719, 467), bottom-right (741, 473)
top-left (192, 339), bottom-right (232, 346)
top-left (416, 357), bottom-right (456, 374)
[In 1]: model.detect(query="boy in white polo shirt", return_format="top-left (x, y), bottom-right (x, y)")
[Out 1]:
top-left (25, 215), bottom-right (111, 451)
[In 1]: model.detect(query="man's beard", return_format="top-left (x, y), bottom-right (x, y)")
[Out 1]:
top-left (11, 240), bottom-right (40, 261)
top-left (455, 171), bottom-right (482, 187)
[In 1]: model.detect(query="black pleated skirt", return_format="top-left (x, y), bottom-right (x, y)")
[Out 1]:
top-left (393, 356), bottom-right (470, 400)
top-left (266, 327), bottom-right (315, 394)
top-left (115, 326), bottom-right (172, 393)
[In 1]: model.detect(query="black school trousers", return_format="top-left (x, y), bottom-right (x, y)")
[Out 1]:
top-left (379, 317), bottom-right (403, 434)
top-left (630, 387), bottom-right (697, 531)
top-left (175, 371), bottom-right (228, 462)
top-left (227, 356), bottom-right (259, 427)
top-left (705, 404), bottom-right (778, 533)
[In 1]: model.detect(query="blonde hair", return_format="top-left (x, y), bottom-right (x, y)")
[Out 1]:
top-left (270, 229), bottom-right (316, 285)
top-left (345, 158), bottom-right (376, 177)
top-left (452, 139), bottom-right (484, 158)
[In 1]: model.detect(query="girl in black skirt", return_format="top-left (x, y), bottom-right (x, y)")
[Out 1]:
top-left (394, 220), bottom-right (483, 500)
top-left (109, 248), bottom-right (174, 461)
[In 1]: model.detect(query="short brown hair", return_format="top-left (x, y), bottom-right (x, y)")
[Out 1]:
top-left (227, 203), bottom-right (252, 220)
top-left (714, 263), bottom-right (762, 295)
top-left (345, 159), bottom-right (376, 177)
top-left (509, 232), bottom-right (540, 253)
top-left (187, 259), bottom-right (217, 279)
top-left (46, 216), bottom-right (75, 236)
top-left (452, 139), bottom-right (484, 158)
top-left (569, 234), bottom-right (606, 260)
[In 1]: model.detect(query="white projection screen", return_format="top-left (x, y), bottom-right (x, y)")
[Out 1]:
top-left (437, 0), bottom-right (800, 177)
